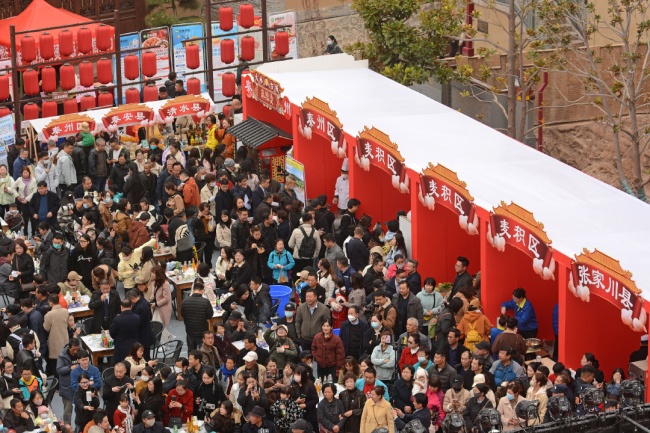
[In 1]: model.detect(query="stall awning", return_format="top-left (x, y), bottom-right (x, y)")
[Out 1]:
top-left (229, 117), bottom-right (292, 149)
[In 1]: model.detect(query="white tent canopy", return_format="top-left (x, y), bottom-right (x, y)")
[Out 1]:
top-left (259, 61), bottom-right (650, 297)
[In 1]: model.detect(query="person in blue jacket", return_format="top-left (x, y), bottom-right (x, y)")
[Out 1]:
top-left (500, 288), bottom-right (538, 339)
top-left (70, 349), bottom-right (102, 393)
top-left (355, 365), bottom-right (390, 401)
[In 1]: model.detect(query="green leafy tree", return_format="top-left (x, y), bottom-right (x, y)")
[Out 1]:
top-left (145, 0), bottom-right (202, 28)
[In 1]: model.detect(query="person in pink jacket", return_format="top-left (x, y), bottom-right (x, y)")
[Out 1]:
top-left (426, 376), bottom-right (446, 429)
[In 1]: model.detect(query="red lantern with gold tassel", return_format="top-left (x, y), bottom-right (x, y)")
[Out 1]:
top-left (77, 27), bottom-right (92, 54)
top-left (23, 68), bottom-right (39, 95)
top-left (124, 55), bottom-right (139, 80)
top-left (186, 44), bottom-right (200, 70)
top-left (220, 7), bottom-right (233, 31)
top-left (79, 61), bottom-right (94, 88)
top-left (63, 98), bottom-right (78, 114)
top-left (42, 100), bottom-right (57, 118)
top-left (59, 29), bottom-right (74, 57)
top-left (60, 63), bottom-right (75, 91)
top-left (275, 32), bottom-right (289, 56)
top-left (98, 91), bottom-right (114, 108)
top-left (143, 84), bottom-right (158, 102)
top-left (41, 66), bottom-right (56, 93)
top-left (125, 87), bottom-right (140, 104)
top-left (80, 94), bottom-right (96, 111)
top-left (96, 24), bottom-right (112, 51)
top-left (239, 4), bottom-right (254, 28)
top-left (21, 35), bottom-right (36, 63)
top-left (39, 32), bottom-right (54, 60)
top-left (187, 77), bottom-right (201, 95)
top-left (221, 39), bottom-right (235, 64)
top-left (97, 58), bottom-right (112, 84)
top-left (222, 72), bottom-right (236, 97)
top-left (240, 36), bottom-right (254, 61)
top-left (23, 102), bottom-right (39, 120)
top-left (142, 52), bottom-right (157, 78)
top-left (0, 74), bottom-right (10, 101)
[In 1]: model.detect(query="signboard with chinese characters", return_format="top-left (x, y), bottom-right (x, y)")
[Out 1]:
top-left (418, 163), bottom-right (478, 235)
top-left (298, 97), bottom-right (345, 157)
top-left (486, 201), bottom-right (556, 281)
top-left (568, 249), bottom-right (646, 332)
top-left (354, 126), bottom-right (409, 194)
top-left (245, 70), bottom-right (283, 113)
top-left (158, 95), bottom-right (211, 123)
top-left (171, 24), bottom-right (207, 93)
top-left (269, 11), bottom-right (299, 60)
top-left (42, 114), bottom-right (96, 140)
top-left (102, 104), bottom-right (156, 130)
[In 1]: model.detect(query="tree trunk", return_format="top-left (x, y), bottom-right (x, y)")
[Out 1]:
top-left (506, 0), bottom-right (516, 139)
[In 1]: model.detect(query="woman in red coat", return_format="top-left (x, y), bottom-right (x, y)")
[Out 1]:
top-left (311, 320), bottom-right (345, 382)
top-left (162, 380), bottom-right (194, 426)
top-left (398, 333), bottom-right (421, 371)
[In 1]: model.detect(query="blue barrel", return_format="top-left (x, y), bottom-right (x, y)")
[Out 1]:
top-left (270, 285), bottom-right (293, 318)
top-left (333, 328), bottom-right (340, 337)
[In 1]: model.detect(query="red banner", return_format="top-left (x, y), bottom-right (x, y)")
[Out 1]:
top-left (418, 164), bottom-right (478, 235)
top-left (353, 127), bottom-right (409, 194)
top-left (42, 114), bottom-right (96, 140)
top-left (298, 108), bottom-right (344, 155)
top-left (486, 202), bottom-right (555, 281)
top-left (158, 95), bottom-right (211, 122)
top-left (568, 250), bottom-right (646, 332)
top-left (245, 70), bottom-right (283, 112)
top-left (102, 104), bottom-right (156, 130)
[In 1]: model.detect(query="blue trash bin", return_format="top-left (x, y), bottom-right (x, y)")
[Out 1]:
top-left (270, 285), bottom-right (293, 318)
top-left (333, 328), bottom-right (340, 337)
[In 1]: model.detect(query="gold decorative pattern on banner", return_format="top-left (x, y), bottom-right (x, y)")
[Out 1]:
top-left (492, 201), bottom-right (552, 245)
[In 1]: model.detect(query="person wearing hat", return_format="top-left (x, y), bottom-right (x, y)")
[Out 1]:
top-left (333, 159), bottom-right (349, 215)
top-left (297, 351), bottom-right (315, 382)
top-left (237, 332), bottom-right (270, 368)
top-left (242, 405), bottom-right (275, 433)
top-left (58, 271), bottom-right (93, 299)
top-left (276, 303), bottom-right (300, 348)
top-left (443, 374), bottom-right (471, 415)
top-left (235, 350), bottom-right (267, 385)
top-left (289, 419), bottom-right (312, 433)
top-left (133, 410), bottom-right (165, 433)
top-left (264, 323), bottom-right (298, 370)
top-left (473, 341), bottom-right (494, 370)
top-left (223, 310), bottom-right (252, 341)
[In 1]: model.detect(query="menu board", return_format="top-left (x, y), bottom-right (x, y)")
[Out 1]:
top-left (140, 27), bottom-right (171, 85)
top-left (171, 23), bottom-right (207, 93)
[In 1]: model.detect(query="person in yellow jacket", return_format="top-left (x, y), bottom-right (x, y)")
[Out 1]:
top-left (205, 114), bottom-right (219, 151)
top-left (117, 238), bottom-right (156, 290)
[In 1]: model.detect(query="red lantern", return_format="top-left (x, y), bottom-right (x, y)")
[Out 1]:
top-left (77, 27), bottom-right (92, 54)
top-left (41, 66), bottom-right (56, 93)
top-left (21, 35), bottom-right (36, 63)
top-left (79, 61), bottom-right (94, 88)
top-left (187, 78), bottom-right (200, 95)
top-left (97, 58), bottom-right (112, 84)
top-left (220, 7), bottom-right (233, 31)
top-left (124, 55), bottom-right (139, 80)
top-left (239, 4), bottom-right (255, 29)
top-left (39, 32), bottom-right (54, 60)
top-left (0, 107), bottom-right (10, 118)
top-left (143, 84), bottom-right (158, 102)
top-left (59, 29), bottom-right (74, 57)
top-left (96, 24), bottom-right (112, 51)
top-left (223, 104), bottom-right (231, 118)
top-left (221, 39), bottom-right (235, 64)
top-left (80, 94), bottom-right (96, 111)
top-left (0, 74), bottom-right (9, 101)
top-left (63, 98), bottom-right (78, 114)
top-left (142, 51), bottom-right (157, 78)
top-left (98, 91), bottom-right (113, 108)
top-left (23, 69), bottom-right (39, 95)
top-left (23, 102), bottom-right (39, 120)
top-left (222, 72), bottom-right (236, 97)
top-left (60, 63), bottom-right (75, 91)
top-left (241, 36), bottom-right (255, 61)
top-left (186, 44), bottom-right (200, 70)
top-left (275, 32), bottom-right (289, 56)
top-left (125, 87), bottom-right (139, 104)
top-left (42, 100), bottom-right (57, 118)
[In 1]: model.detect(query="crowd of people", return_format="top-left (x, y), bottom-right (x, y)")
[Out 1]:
top-left (0, 119), bottom-right (637, 433)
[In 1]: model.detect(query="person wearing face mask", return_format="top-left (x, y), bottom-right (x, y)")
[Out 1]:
top-left (363, 313), bottom-right (386, 358)
top-left (70, 350), bottom-right (102, 394)
top-left (201, 173), bottom-right (219, 217)
top-left (34, 152), bottom-right (59, 194)
top-left (133, 410), bottom-right (166, 433)
top-left (340, 306), bottom-right (370, 360)
top-left (443, 375), bottom-right (471, 415)
top-left (97, 192), bottom-right (114, 230)
top-left (25, 389), bottom-right (57, 427)
top-left (275, 303), bottom-right (299, 348)
top-left (463, 383), bottom-right (493, 432)
top-left (496, 382), bottom-right (525, 430)
top-left (333, 159), bottom-right (349, 215)
top-left (134, 366), bottom-right (155, 395)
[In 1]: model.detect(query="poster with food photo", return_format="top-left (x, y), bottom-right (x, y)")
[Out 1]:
top-left (140, 27), bottom-right (171, 85)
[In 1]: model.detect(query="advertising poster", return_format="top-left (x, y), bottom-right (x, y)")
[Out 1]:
top-left (171, 23), bottom-right (207, 93)
top-left (120, 33), bottom-right (141, 105)
top-left (269, 11), bottom-right (299, 60)
top-left (0, 114), bottom-right (14, 167)
top-left (285, 156), bottom-right (306, 205)
top-left (140, 27), bottom-right (171, 85)
top-left (211, 22), bottom-right (239, 93)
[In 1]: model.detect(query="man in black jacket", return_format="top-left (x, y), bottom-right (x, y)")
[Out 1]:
top-left (29, 182), bottom-right (60, 227)
top-left (339, 306), bottom-right (369, 359)
top-left (71, 140), bottom-right (87, 186)
top-left (337, 198), bottom-right (360, 245)
top-left (134, 410), bottom-right (167, 433)
top-left (109, 300), bottom-right (141, 363)
top-left (393, 393), bottom-right (432, 430)
top-left (250, 277), bottom-right (272, 325)
top-left (242, 406), bottom-right (276, 433)
top-left (345, 226), bottom-right (369, 273)
top-left (20, 299), bottom-right (47, 367)
top-left (364, 258), bottom-right (385, 296)
top-left (7, 138), bottom-right (25, 178)
top-left (88, 280), bottom-right (122, 334)
top-left (4, 398), bottom-right (36, 433)
top-left (214, 179), bottom-right (233, 217)
top-left (180, 283), bottom-right (214, 351)
top-left (230, 208), bottom-right (250, 250)
top-left (406, 259), bottom-right (422, 295)
top-left (127, 289), bottom-right (156, 361)
top-left (450, 256), bottom-right (472, 299)
top-left (102, 362), bottom-right (135, 426)
top-left (251, 175), bottom-right (269, 214)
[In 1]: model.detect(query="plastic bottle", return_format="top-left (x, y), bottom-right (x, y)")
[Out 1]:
top-left (328, 374), bottom-right (332, 383)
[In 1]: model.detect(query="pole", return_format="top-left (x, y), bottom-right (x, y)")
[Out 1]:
top-left (10, 25), bottom-right (21, 146)
top-left (620, 415), bottom-right (650, 433)
top-left (261, 0), bottom-right (268, 62)
top-left (114, 9), bottom-right (123, 106)
top-left (537, 71), bottom-right (548, 152)
top-left (205, 0), bottom-right (215, 101)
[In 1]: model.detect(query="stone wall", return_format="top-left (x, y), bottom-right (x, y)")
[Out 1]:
top-left (297, 13), bottom-right (368, 58)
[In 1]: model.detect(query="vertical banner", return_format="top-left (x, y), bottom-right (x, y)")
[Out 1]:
top-left (140, 27), bottom-right (171, 85)
top-left (285, 156), bottom-right (306, 206)
top-left (0, 114), bottom-right (14, 167)
top-left (211, 22), bottom-right (240, 94)
top-left (269, 11), bottom-right (299, 60)
top-left (120, 33), bottom-right (141, 105)
top-left (171, 23), bottom-right (207, 93)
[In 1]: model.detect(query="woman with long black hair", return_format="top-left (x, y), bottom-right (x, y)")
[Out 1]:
top-left (293, 365), bottom-right (319, 431)
top-left (124, 162), bottom-right (148, 204)
top-left (133, 377), bottom-right (165, 423)
top-left (70, 234), bottom-right (97, 288)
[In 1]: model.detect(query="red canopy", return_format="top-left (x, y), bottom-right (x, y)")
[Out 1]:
top-left (0, 0), bottom-right (114, 64)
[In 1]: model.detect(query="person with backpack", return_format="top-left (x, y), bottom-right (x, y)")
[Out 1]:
top-left (457, 299), bottom-right (493, 354)
top-left (288, 212), bottom-right (321, 275)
